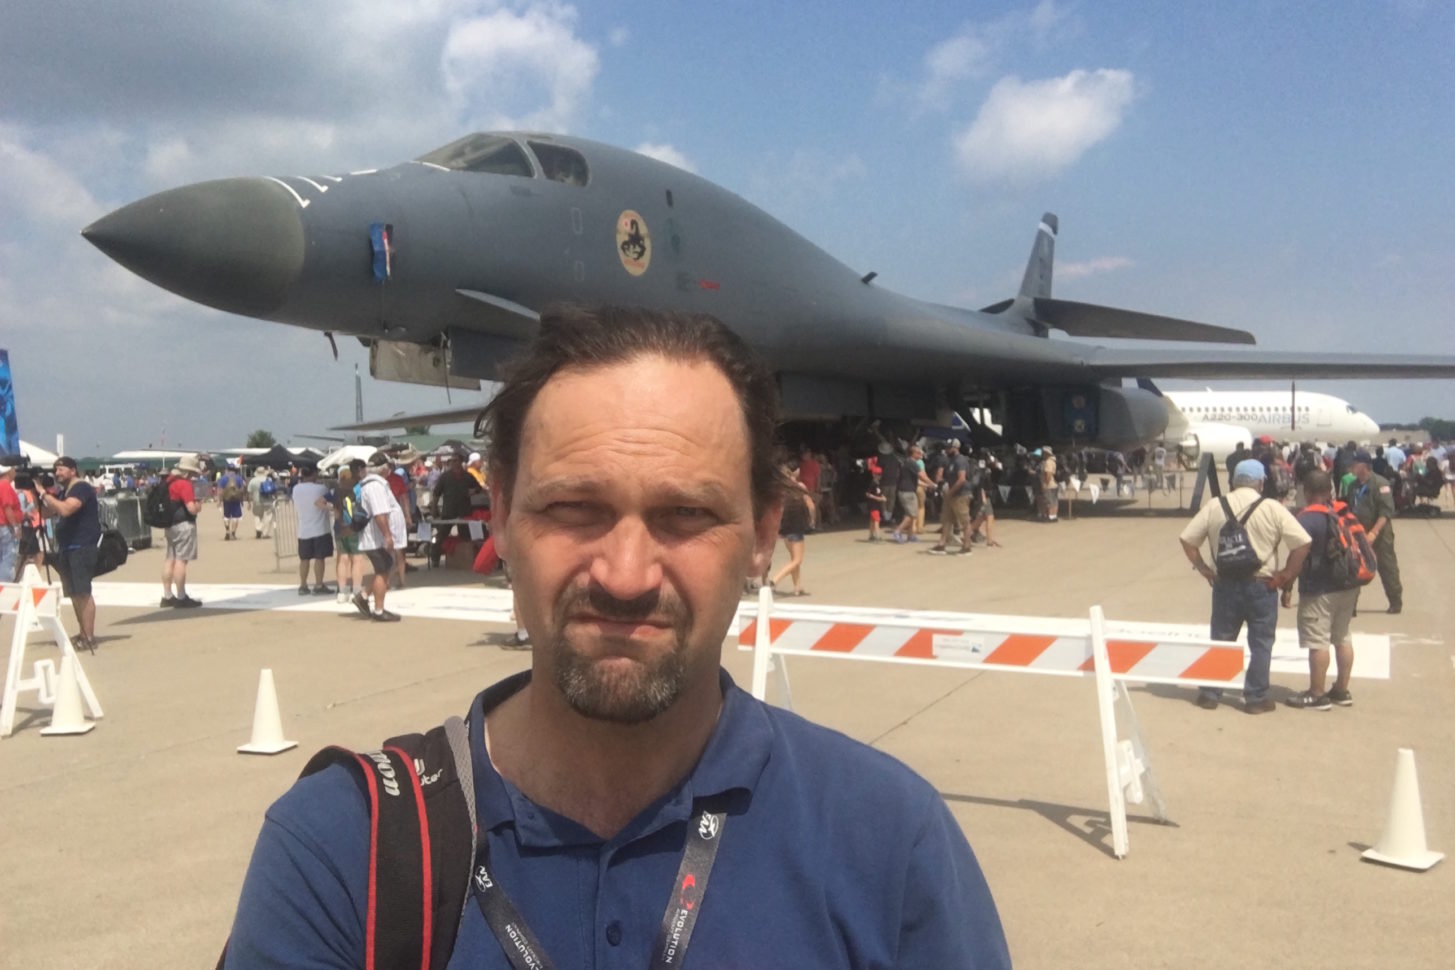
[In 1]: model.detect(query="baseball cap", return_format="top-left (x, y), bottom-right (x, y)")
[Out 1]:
top-left (1350, 450), bottom-right (1374, 465)
top-left (1234, 458), bottom-right (1266, 481)
top-left (54, 456), bottom-right (78, 470)
top-left (468, 452), bottom-right (482, 463)
top-left (366, 452), bottom-right (391, 470)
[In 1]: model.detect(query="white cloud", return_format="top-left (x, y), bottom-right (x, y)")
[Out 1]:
top-left (953, 68), bottom-right (1136, 184)
top-left (441, 4), bottom-right (600, 132)
top-left (633, 142), bottom-right (695, 173)
top-left (909, 1), bottom-right (1072, 110)
top-left (1057, 256), bottom-right (1134, 280)
top-left (0, 130), bottom-right (103, 228)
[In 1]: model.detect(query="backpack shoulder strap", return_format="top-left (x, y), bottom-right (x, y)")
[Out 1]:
top-left (1237, 497), bottom-right (1266, 524)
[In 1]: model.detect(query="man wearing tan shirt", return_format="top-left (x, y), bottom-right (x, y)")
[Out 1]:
top-left (1179, 459), bottom-right (1311, 713)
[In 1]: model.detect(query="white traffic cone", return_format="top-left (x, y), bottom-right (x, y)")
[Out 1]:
top-left (237, 668), bottom-right (298, 755)
top-left (1362, 748), bottom-right (1444, 871)
top-left (40, 652), bottom-right (96, 736)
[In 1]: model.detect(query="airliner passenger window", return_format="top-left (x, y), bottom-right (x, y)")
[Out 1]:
top-left (416, 134), bottom-right (534, 177)
top-left (529, 142), bottom-right (590, 186)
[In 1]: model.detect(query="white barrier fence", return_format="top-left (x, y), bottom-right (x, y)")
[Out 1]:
top-left (740, 589), bottom-right (1250, 858)
top-left (1, 577), bottom-right (103, 738)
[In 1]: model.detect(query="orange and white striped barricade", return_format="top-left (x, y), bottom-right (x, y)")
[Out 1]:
top-left (739, 588), bottom-right (1245, 858)
top-left (1, 580), bottom-right (103, 738)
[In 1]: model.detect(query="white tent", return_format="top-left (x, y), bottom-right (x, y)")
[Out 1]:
top-left (317, 444), bottom-right (379, 472)
top-left (17, 439), bottom-right (58, 465)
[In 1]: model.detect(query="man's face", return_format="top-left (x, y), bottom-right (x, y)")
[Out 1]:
top-left (1353, 462), bottom-right (1372, 482)
top-left (53, 464), bottom-right (74, 485)
top-left (491, 355), bottom-right (780, 724)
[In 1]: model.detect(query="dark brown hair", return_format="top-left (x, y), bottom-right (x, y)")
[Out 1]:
top-left (479, 304), bottom-right (783, 515)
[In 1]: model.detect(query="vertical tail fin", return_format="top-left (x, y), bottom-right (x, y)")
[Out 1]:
top-left (1018, 213), bottom-right (1058, 300)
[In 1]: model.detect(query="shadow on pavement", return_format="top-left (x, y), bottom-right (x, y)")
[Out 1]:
top-left (941, 791), bottom-right (1177, 859)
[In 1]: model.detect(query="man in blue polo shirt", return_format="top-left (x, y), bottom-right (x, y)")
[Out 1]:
top-left (223, 306), bottom-right (1011, 968)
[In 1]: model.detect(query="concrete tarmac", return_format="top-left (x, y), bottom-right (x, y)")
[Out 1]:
top-left (3, 492), bottom-right (1452, 968)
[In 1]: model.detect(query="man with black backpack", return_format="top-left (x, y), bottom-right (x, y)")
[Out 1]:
top-left (1179, 458), bottom-right (1311, 713)
top-left (159, 454), bottom-right (204, 608)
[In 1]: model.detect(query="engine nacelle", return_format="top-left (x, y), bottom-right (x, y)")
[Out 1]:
top-left (1176, 422), bottom-right (1252, 470)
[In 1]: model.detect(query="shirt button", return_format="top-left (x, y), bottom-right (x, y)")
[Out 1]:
top-left (606, 922), bottom-right (623, 946)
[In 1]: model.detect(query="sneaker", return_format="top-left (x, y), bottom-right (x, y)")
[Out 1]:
top-left (336, 591), bottom-right (349, 604)
top-left (928, 545), bottom-right (948, 556)
top-left (953, 547), bottom-right (973, 556)
top-left (1285, 690), bottom-right (1331, 711)
top-left (1195, 693), bottom-right (1220, 710)
top-left (159, 595), bottom-right (176, 608)
top-left (312, 585), bottom-right (335, 596)
top-left (1327, 687), bottom-right (1354, 707)
top-left (907, 534), bottom-right (920, 542)
top-left (351, 591), bottom-right (372, 619)
top-left (1243, 698), bottom-right (1277, 715)
top-left (1387, 603), bottom-right (1402, 615)
top-left (173, 595), bottom-right (202, 609)
top-left (298, 584), bottom-right (311, 596)
top-left (371, 609), bottom-right (401, 622)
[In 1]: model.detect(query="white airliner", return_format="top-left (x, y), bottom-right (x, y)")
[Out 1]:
top-left (1162, 389), bottom-right (1380, 465)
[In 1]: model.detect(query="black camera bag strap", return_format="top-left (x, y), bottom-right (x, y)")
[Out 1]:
top-left (215, 717), bottom-right (477, 970)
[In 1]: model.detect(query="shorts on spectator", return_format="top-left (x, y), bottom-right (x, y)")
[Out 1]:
top-left (945, 494), bottom-right (971, 529)
top-left (897, 491), bottom-right (918, 518)
top-left (1297, 588), bottom-right (1358, 649)
top-left (298, 534), bottom-right (335, 561)
top-left (165, 521), bottom-right (199, 562)
top-left (54, 545), bottom-right (99, 597)
top-left (222, 500), bottom-right (244, 520)
top-left (336, 532), bottom-right (360, 555)
top-left (364, 548), bottom-right (394, 577)
top-left (779, 533), bottom-right (805, 543)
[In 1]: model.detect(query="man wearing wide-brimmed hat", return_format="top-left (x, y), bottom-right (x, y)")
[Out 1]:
top-left (160, 453), bottom-right (204, 609)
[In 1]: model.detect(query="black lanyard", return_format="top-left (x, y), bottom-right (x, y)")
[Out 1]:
top-left (472, 800), bottom-right (728, 970)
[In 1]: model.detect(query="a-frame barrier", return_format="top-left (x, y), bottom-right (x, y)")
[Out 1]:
top-left (2, 579), bottom-right (103, 738)
top-left (742, 588), bottom-right (1242, 858)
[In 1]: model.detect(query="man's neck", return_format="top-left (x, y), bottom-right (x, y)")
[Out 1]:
top-left (485, 671), bottom-right (724, 840)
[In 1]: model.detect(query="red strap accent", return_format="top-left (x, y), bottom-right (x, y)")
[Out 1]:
top-left (353, 754), bottom-right (382, 970)
top-left (386, 745), bottom-right (434, 970)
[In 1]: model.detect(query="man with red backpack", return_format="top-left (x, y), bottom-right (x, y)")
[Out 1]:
top-left (1282, 470), bottom-right (1371, 709)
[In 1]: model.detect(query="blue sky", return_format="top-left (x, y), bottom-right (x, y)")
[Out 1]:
top-left (3, 0), bottom-right (1452, 455)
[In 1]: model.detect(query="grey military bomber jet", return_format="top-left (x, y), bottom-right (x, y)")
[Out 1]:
top-left (82, 132), bottom-right (1455, 449)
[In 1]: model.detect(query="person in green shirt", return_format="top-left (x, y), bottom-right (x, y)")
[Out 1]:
top-left (1348, 450), bottom-right (1401, 614)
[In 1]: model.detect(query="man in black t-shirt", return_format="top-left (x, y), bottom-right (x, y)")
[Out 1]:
top-left (429, 453), bottom-right (484, 565)
top-left (37, 456), bottom-right (102, 649)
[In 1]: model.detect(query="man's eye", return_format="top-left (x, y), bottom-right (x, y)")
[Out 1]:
top-left (545, 501), bottom-right (597, 523)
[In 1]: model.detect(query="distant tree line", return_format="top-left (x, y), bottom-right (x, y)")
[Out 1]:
top-left (1379, 417), bottom-right (1455, 438)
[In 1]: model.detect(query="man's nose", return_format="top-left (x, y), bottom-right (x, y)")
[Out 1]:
top-left (588, 517), bottom-right (663, 601)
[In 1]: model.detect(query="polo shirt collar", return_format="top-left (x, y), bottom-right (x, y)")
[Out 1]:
top-left (467, 668), bottom-right (773, 849)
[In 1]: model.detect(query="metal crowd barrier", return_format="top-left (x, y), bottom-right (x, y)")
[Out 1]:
top-left (270, 498), bottom-right (297, 573)
top-left (98, 495), bottom-right (151, 550)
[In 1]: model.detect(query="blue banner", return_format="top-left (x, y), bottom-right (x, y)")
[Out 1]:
top-left (370, 222), bottom-right (392, 282)
top-left (0, 349), bottom-right (19, 457)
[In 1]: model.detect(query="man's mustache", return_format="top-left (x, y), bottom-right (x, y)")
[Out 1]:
top-left (558, 584), bottom-right (691, 629)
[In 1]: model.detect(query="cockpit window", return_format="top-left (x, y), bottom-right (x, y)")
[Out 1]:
top-left (416, 134), bottom-right (533, 177)
top-left (528, 141), bottom-right (589, 186)
top-left (1346, 405), bottom-right (1358, 414)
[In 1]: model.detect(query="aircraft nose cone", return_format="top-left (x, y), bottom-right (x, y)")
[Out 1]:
top-left (82, 178), bottom-right (304, 318)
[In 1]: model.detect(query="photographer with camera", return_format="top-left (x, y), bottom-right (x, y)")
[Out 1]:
top-left (36, 456), bottom-right (101, 650)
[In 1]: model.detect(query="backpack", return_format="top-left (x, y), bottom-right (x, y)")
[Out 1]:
top-left (220, 475), bottom-right (245, 502)
top-left (347, 482), bottom-right (372, 532)
top-left (1264, 462), bottom-right (1293, 500)
top-left (259, 477), bottom-right (278, 497)
top-left (142, 481), bottom-right (178, 529)
top-left (1214, 496), bottom-right (1266, 579)
top-left (215, 721), bottom-right (476, 970)
top-left (93, 529), bottom-right (130, 576)
top-left (1307, 501), bottom-right (1376, 590)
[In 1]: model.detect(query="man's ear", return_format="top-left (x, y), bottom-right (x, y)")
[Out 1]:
top-left (749, 501), bottom-right (783, 578)
top-left (489, 482), bottom-right (511, 560)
